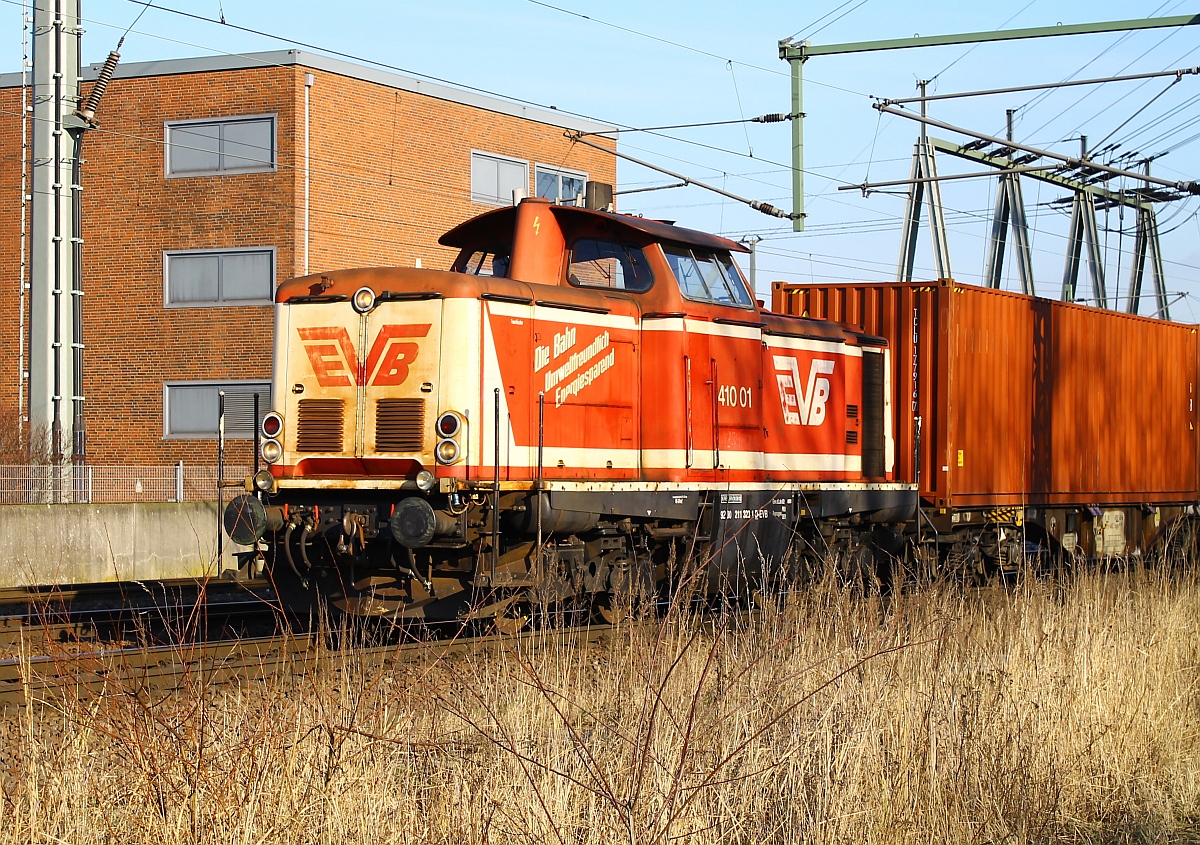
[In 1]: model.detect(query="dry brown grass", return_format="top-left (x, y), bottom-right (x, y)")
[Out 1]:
top-left (0, 404), bottom-right (28, 464)
top-left (0, 562), bottom-right (1197, 844)
top-left (0, 403), bottom-right (52, 465)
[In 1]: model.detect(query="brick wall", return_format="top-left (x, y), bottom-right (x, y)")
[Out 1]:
top-left (0, 59), bottom-right (614, 465)
top-left (302, 66), bottom-right (614, 276)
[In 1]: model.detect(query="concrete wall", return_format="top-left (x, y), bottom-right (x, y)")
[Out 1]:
top-left (0, 502), bottom-right (248, 586)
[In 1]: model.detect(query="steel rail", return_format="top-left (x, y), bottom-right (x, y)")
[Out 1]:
top-left (0, 594), bottom-right (771, 711)
top-left (0, 577), bottom-right (285, 651)
top-left (0, 622), bottom-right (624, 710)
top-left (0, 577), bottom-right (274, 607)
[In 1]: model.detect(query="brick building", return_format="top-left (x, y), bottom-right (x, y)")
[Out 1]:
top-left (0, 50), bottom-right (615, 465)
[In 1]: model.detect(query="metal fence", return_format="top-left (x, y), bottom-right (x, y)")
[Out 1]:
top-left (0, 464), bottom-right (254, 505)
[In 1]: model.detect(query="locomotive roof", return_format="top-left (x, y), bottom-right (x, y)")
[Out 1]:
top-left (439, 204), bottom-right (750, 254)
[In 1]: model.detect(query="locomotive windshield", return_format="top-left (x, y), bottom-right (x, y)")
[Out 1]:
top-left (566, 239), bottom-right (654, 292)
top-left (663, 245), bottom-right (753, 308)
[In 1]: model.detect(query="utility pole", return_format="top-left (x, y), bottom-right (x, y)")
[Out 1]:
top-left (740, 235), bottom-right (762, 295)
top-left (29, 0), bottom-right (87, 464)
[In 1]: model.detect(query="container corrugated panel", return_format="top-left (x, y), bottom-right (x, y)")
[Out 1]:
top-left (772, 279), bottom-right (1199, 508)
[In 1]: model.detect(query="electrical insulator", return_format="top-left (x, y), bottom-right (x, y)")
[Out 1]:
top-left (75, 50), bottom-right (120, 125)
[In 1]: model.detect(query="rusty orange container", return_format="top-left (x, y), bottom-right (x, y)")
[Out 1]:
top-left (772, 279), bottom-right (1199, 508)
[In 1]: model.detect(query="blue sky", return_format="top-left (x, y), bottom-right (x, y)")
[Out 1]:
top-left (5, 0), bottom-right (1200, 317)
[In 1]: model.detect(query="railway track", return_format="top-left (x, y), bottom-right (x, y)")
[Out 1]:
top-left (0, 560), bottom-right (982, 715)
top-left (0, 620), bottom-right (621, 711)
top-left (0, 577), bottom-right (292, 653)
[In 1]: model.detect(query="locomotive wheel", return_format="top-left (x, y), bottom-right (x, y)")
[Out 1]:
top-left (592, 592), bottom-right (631, 625)
top-left (751, 585), bottom-right (791, 613)
top-left (491, 609), bottom-right (529, 635)
top-left (838, 543), bottom-right (879, 593)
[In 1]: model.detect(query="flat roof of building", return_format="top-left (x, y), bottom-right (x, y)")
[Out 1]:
top-left (0, 49), bottom-right (615, 135)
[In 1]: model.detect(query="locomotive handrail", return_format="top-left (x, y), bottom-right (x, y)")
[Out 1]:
top-left (762, 327), bottom-right (848, 343)
top-left (378, 291), bottom-right (443, 302)
top-left (712, 317), bottom-right (766, 329)
top-left (480, 292), bottom-right (533, 305)
top-left (535, 299), bottom-right (612, 315)
top-left (285, 293), bottom-right (348, 304)
top-left (641, 311), bottom-right (686, 319)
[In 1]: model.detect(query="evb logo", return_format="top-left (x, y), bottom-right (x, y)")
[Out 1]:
top-left (773, 355), bottom-right (834, 426)
top-left (299, 324), bottom-right (431, 387)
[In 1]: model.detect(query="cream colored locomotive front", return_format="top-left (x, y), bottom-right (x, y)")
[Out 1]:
top-left (265, 286), bottom-right (483, 491)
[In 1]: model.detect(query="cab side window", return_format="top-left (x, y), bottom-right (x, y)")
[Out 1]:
top-left (663, 245), bottom-right (753, 307)
top-left (567, 239), bottom-right (654, 292)
top-left (455, 248), bottom-right (511, 278)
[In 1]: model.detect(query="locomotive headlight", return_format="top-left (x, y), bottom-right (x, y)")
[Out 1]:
top-left (435, 411), bottom-right (462, 438)
top-left (261, 438), bottom-right (283, 464)
top-left (262, 412), bottom-right (283, 439)
top-left (435, 438), bottom-right (460, 464)
top-left (252, 469), bottom-right (275, 493)
top-left (352, 286), bottom-right (376, 313)
top-left (415, 469), bottom-right (436, 491)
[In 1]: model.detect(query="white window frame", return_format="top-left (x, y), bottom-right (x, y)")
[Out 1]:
top-left (534, 163), bottom-right (588, 203)
top-left (163, 380), bottom-right (272, 440)
top-left (163, 246), bottom-right (277, 308)
top-left (470, 149), bottom-right (529, 206)
top-left (164, 114), bottom-right (278, 177)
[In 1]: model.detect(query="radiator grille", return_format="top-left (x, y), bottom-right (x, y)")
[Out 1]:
top-left (375, 399), bottom-right (424, 452)
top-left (846, 430), bottom-right (859, 445)
top-left (846, 404), bottom-right (859, 419)
top-left (296, 399), bottom-right (344, 452)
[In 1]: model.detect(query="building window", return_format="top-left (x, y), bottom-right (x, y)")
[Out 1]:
top-left (164, 381), bottom-right (272, 439)
top-left (165, 115), bottom-right (276, 176)
top-left (164, 248), bottom-right (275, 307)
top-left (536, 164), bottom-right (587, 203)
top-left (471, 150), bottom-right (528, 206)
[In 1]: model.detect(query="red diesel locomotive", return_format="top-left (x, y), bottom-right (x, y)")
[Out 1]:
top-left (227, 197), bottom-right (1200, 619)
top-left (224, 198), bottom-right (916, 619)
